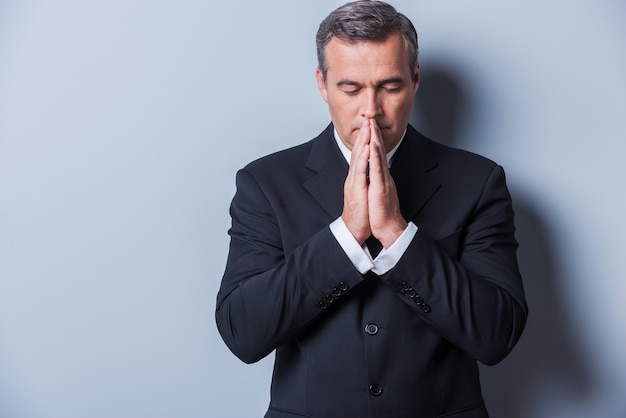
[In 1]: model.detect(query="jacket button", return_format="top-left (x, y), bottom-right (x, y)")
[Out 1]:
top-left (422, 304), bottom-right (431, 313)
top-left (369, 384), bottom-right (383, 396)
top-left (339, 281), bottom-right (349, 291)
top-left (414, 295), bottom-right (424, 305)
top-left (325, 294), bottom-right (334, 303)
top-left (332, 287), bottom-right (342, 297)
top-left (364, 323), bottom-right (379, 335)
top-left (319, 300), bottom-right (328, 310)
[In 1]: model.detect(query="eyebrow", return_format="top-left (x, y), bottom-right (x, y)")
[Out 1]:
top-left (377, 77), bottom-right (404, 86)
top-left (336, 77), bottom-right (405, 88)
top-left (336, 80), bottom-right (360, 88)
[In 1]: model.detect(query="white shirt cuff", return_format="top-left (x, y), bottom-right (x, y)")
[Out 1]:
top-left (371, 222), bottom-right (418, 275)
top-left (329, 218), bottom-right (418, 275)
top-left (329, 218), bottom-right (374, 274)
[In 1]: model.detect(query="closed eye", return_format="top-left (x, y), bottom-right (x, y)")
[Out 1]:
top-left (342, 88), bottom-right (360, 96)
top-left (336, 80), bottom-right (361, 96)
top-left (380, 82), bottom-right (403, 93)
top-left (378, 77), bottom-right (405, 93)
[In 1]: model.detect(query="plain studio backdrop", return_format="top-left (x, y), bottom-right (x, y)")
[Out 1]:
top-left (0, 1), bottom-right (624, 417)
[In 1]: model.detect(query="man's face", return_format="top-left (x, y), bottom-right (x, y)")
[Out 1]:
top-left (316, 33), bottom-right (419, 152)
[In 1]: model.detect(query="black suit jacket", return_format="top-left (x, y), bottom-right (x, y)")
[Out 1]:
top-left (216, 124), bottom-right (527, 418)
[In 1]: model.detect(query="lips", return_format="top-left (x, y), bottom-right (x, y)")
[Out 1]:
top-left (373, 120), bottom-right (391, 130)
top-left (354, 123), bottom-right (391, 130)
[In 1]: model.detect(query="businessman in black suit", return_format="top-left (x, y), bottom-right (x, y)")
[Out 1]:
top-left (216, 1), bottom-right (527, 417)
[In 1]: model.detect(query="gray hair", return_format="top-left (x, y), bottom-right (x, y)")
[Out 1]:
top-left (316, 1), bottom-right (419, 80)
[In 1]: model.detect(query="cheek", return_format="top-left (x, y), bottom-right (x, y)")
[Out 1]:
top-left (328, 96), bottom-right (358, 120)
top-left (388, 94), bottom-right (414, 119)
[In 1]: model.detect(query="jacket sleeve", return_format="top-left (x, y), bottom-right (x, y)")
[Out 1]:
top-left (215, 168), bottom-right (364, 364)
top-left (383, 165), bottom-right (528, 366)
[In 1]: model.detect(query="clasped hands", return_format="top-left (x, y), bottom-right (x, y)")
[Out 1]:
top-left (342, 119), bottom-right (408, 250)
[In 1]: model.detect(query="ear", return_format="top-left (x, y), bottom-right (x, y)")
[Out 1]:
top-left (315, 67), bottom-right (329, 103)
top-left (412, 63), bottom-right (420, 94)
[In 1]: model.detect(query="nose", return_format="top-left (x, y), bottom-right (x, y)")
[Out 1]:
top-left (361, 89), bottom-right (382, 120)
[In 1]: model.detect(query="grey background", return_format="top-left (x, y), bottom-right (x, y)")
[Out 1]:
top-left (1, 1), bottom-right (625, 417)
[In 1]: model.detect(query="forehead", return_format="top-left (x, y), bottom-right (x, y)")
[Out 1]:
top-left (324, 33), bottom-right (411, 81)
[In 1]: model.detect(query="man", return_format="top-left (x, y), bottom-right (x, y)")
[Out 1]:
top-left (216, 1), bottom-right (527, 417)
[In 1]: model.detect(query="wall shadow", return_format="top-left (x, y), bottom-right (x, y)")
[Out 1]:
top-left (411, 62), bottom-right (592, 417)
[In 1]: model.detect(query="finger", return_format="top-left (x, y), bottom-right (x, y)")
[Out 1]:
top-left (342, 120), bottom-right (372, 244)
top-left (370, 120), bottom-right (393, 181)
top-left (349, 120), bottom-right (371, 180)
top-left (368, 126), bottom-right (386, 181)
top-left (350, 120), bottom-right (369, 160)
top-left (368, 136), bottom-right (382, 187)
top-left (369, 119), bottom-right (382, 147)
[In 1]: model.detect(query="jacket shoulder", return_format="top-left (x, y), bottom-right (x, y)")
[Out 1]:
top-left (243, 140), bottom-right (312, 174)
top-left (405, 125), bottom-right (499, 168)
top-left (241, 125), bottom-right (334, 181)
top-left (425, 136), bottom-right (499, 171)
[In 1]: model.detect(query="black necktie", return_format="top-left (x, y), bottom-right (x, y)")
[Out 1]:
top-left (365, 235), bottom-right (383, 258)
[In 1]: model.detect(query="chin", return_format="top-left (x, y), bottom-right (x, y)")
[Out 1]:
top-left (383, 134), bottom-right (402, 151)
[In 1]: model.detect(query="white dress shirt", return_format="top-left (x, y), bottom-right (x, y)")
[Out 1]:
top-left (328, 128), bottom-right (418, 275)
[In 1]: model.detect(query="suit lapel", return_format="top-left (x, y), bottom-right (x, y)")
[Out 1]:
top-left (390, 126), bottom-right (441, 221)
top-left (303, 125), bottom-right (348, 218)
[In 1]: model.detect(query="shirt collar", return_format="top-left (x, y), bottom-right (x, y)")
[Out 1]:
top-left (333, 127), bottom-right (406, 168)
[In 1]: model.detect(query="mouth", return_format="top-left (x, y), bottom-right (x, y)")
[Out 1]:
top-left (354, 124), bottom-right (392, 131)
top-left (374, 121), bottom-right (392, 130)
